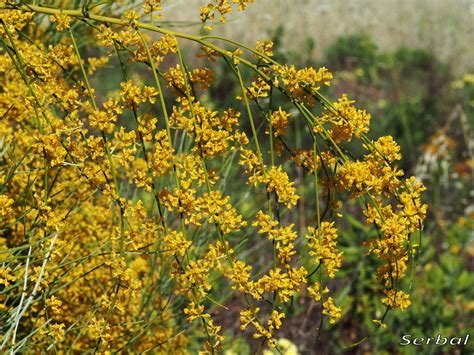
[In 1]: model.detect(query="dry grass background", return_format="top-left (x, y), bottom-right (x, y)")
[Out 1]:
top-left (162, 0), bottom-right (473, 73)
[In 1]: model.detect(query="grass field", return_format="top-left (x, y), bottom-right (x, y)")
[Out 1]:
top-left (164, 0), bottom-right (473, 74)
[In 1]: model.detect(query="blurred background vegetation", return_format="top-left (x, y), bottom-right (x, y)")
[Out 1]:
top-left (91, 0), bottom-right (473, 353)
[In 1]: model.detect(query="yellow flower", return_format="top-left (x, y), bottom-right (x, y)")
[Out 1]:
top-left (184, 302), bottom-right (208, 322)
top-left (255, 40), bottom-right (274, 58)
top-left (161, 230), bottom-right (191, 257)
top-left (0, 266), bottom-right (16, 287)
top-left (267, 108), bottom-right (290, 137)
top-left (48, 323), bottom-right (66, 342)
top-left (306, 222), bottom-right (343, 278)
top-left (382, 289), bottom-right (411, 310)
top-left (50, 13), bottom-right (71, 32)
top-left (144, 0), bottom-right (162, 16)
top-left (239, 307), bottom-right (259, 330)
top-left (263, 166), bottom-right (299, 208)
top-left (0, 195), bottom-right (14, 217)
top-left (318, 94), bottom-right (371, 142)
top-left (322, 297), bottom-right (342, 324)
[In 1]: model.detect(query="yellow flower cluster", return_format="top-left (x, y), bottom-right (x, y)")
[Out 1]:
top-left (323, 297), bottom-right (342, 324)
top-left (318, 94), bottom-right (372, 142)
top-left (200, 0), bottom-right (256, 27)
top-left (381, 289), bottom-right (412, 311)
top-left (273, 64), bottom-right (333, 104)
top-left (362, 176), bottom-right (427, 295)
top-left (306, 221), bottom-right (343, 278)
top-left (240, 307), bottom-right (286, 346)
top-left (0, 195), bottom-right (14, 216)
top-left (170, 98), bottom-right (239, 158)
top-left (143, 0), bottom-right (162, 16)
top-left (267, 107), bottom-right (290, 137)
top-left (262, 166), bottom-right (300, 208)
top-left (51, 12), bottom-right (71, 32)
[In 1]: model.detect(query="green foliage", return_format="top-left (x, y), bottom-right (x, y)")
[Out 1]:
top-left (325, 34), bottom-right (378, 81)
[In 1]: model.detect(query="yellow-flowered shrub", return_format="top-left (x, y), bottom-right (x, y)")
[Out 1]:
top-left (0, 1), bottom-right (426, 353)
